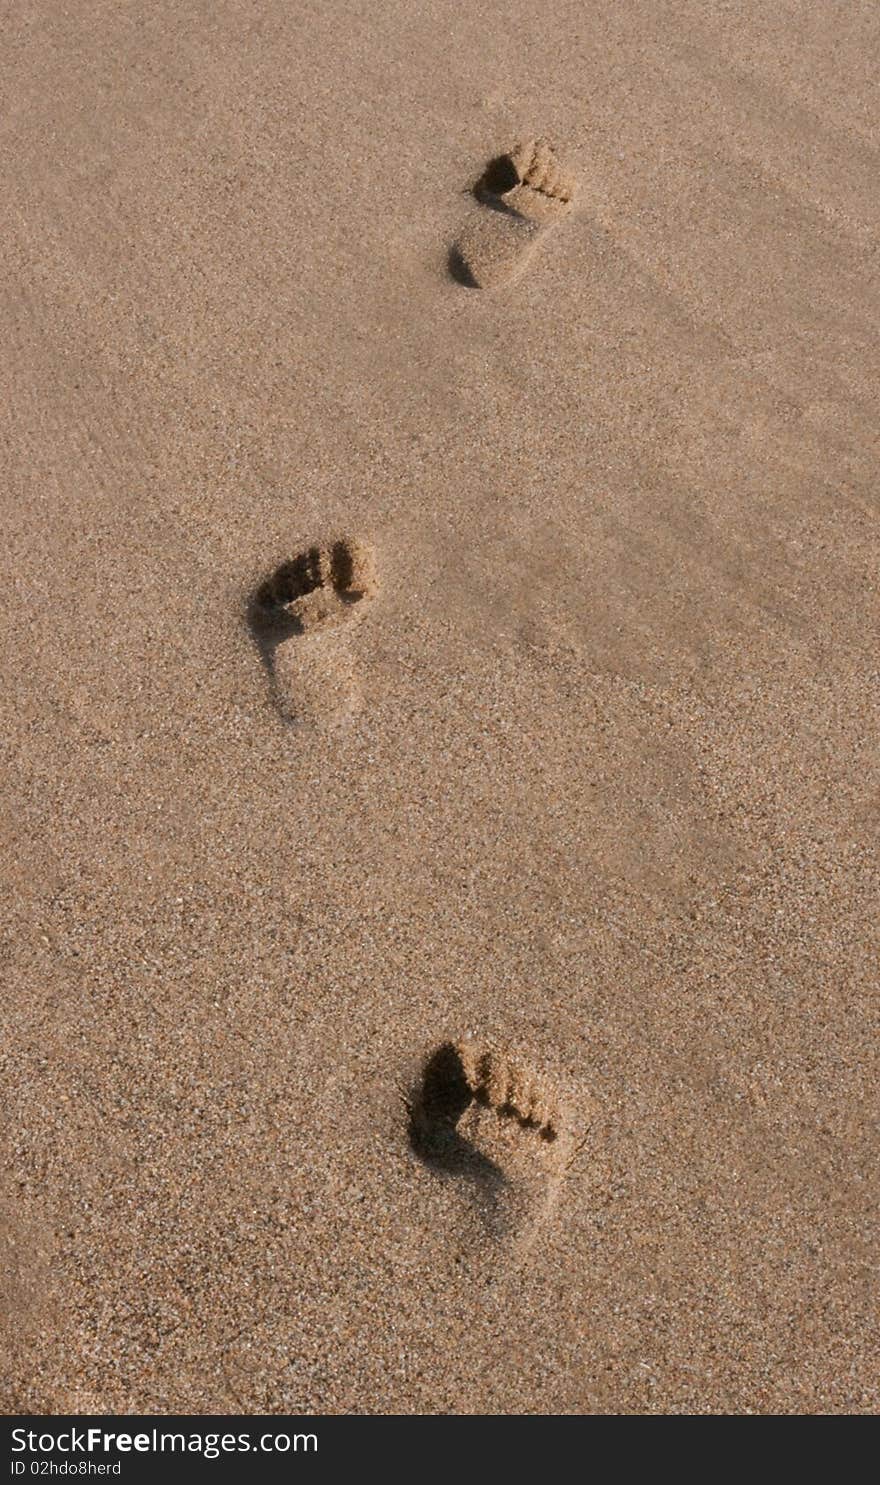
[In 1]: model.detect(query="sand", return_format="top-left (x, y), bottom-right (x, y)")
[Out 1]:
top-left (1, 0), bottom-right (877, 1414)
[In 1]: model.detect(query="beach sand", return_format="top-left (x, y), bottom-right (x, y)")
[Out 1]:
top-left (1, 0), bottom-right (877, 1413)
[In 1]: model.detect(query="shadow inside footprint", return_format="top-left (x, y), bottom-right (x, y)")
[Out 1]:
top-left (447, 244), bottom-right (479, 288)
top-left (248, 586), bottom-right (303, 659)
top-left (477, 153), bottom-right (522, 198)
top-left (408, 1043), bottom-right (508, 1209)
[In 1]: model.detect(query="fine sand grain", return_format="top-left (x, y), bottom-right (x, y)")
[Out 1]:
top-left (1, 0), bottom-right (878, 1414)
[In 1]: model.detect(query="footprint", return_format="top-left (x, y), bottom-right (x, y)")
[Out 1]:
top-left (450, 139), bottom-right (576, 289)
top-left (248, 537), bottom-right (377, 727)
top-left (407, 1039), bottom-right (585, 1265)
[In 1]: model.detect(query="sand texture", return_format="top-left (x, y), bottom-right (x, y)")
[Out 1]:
top-left (1, 0), bottom-right (878, 1414)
